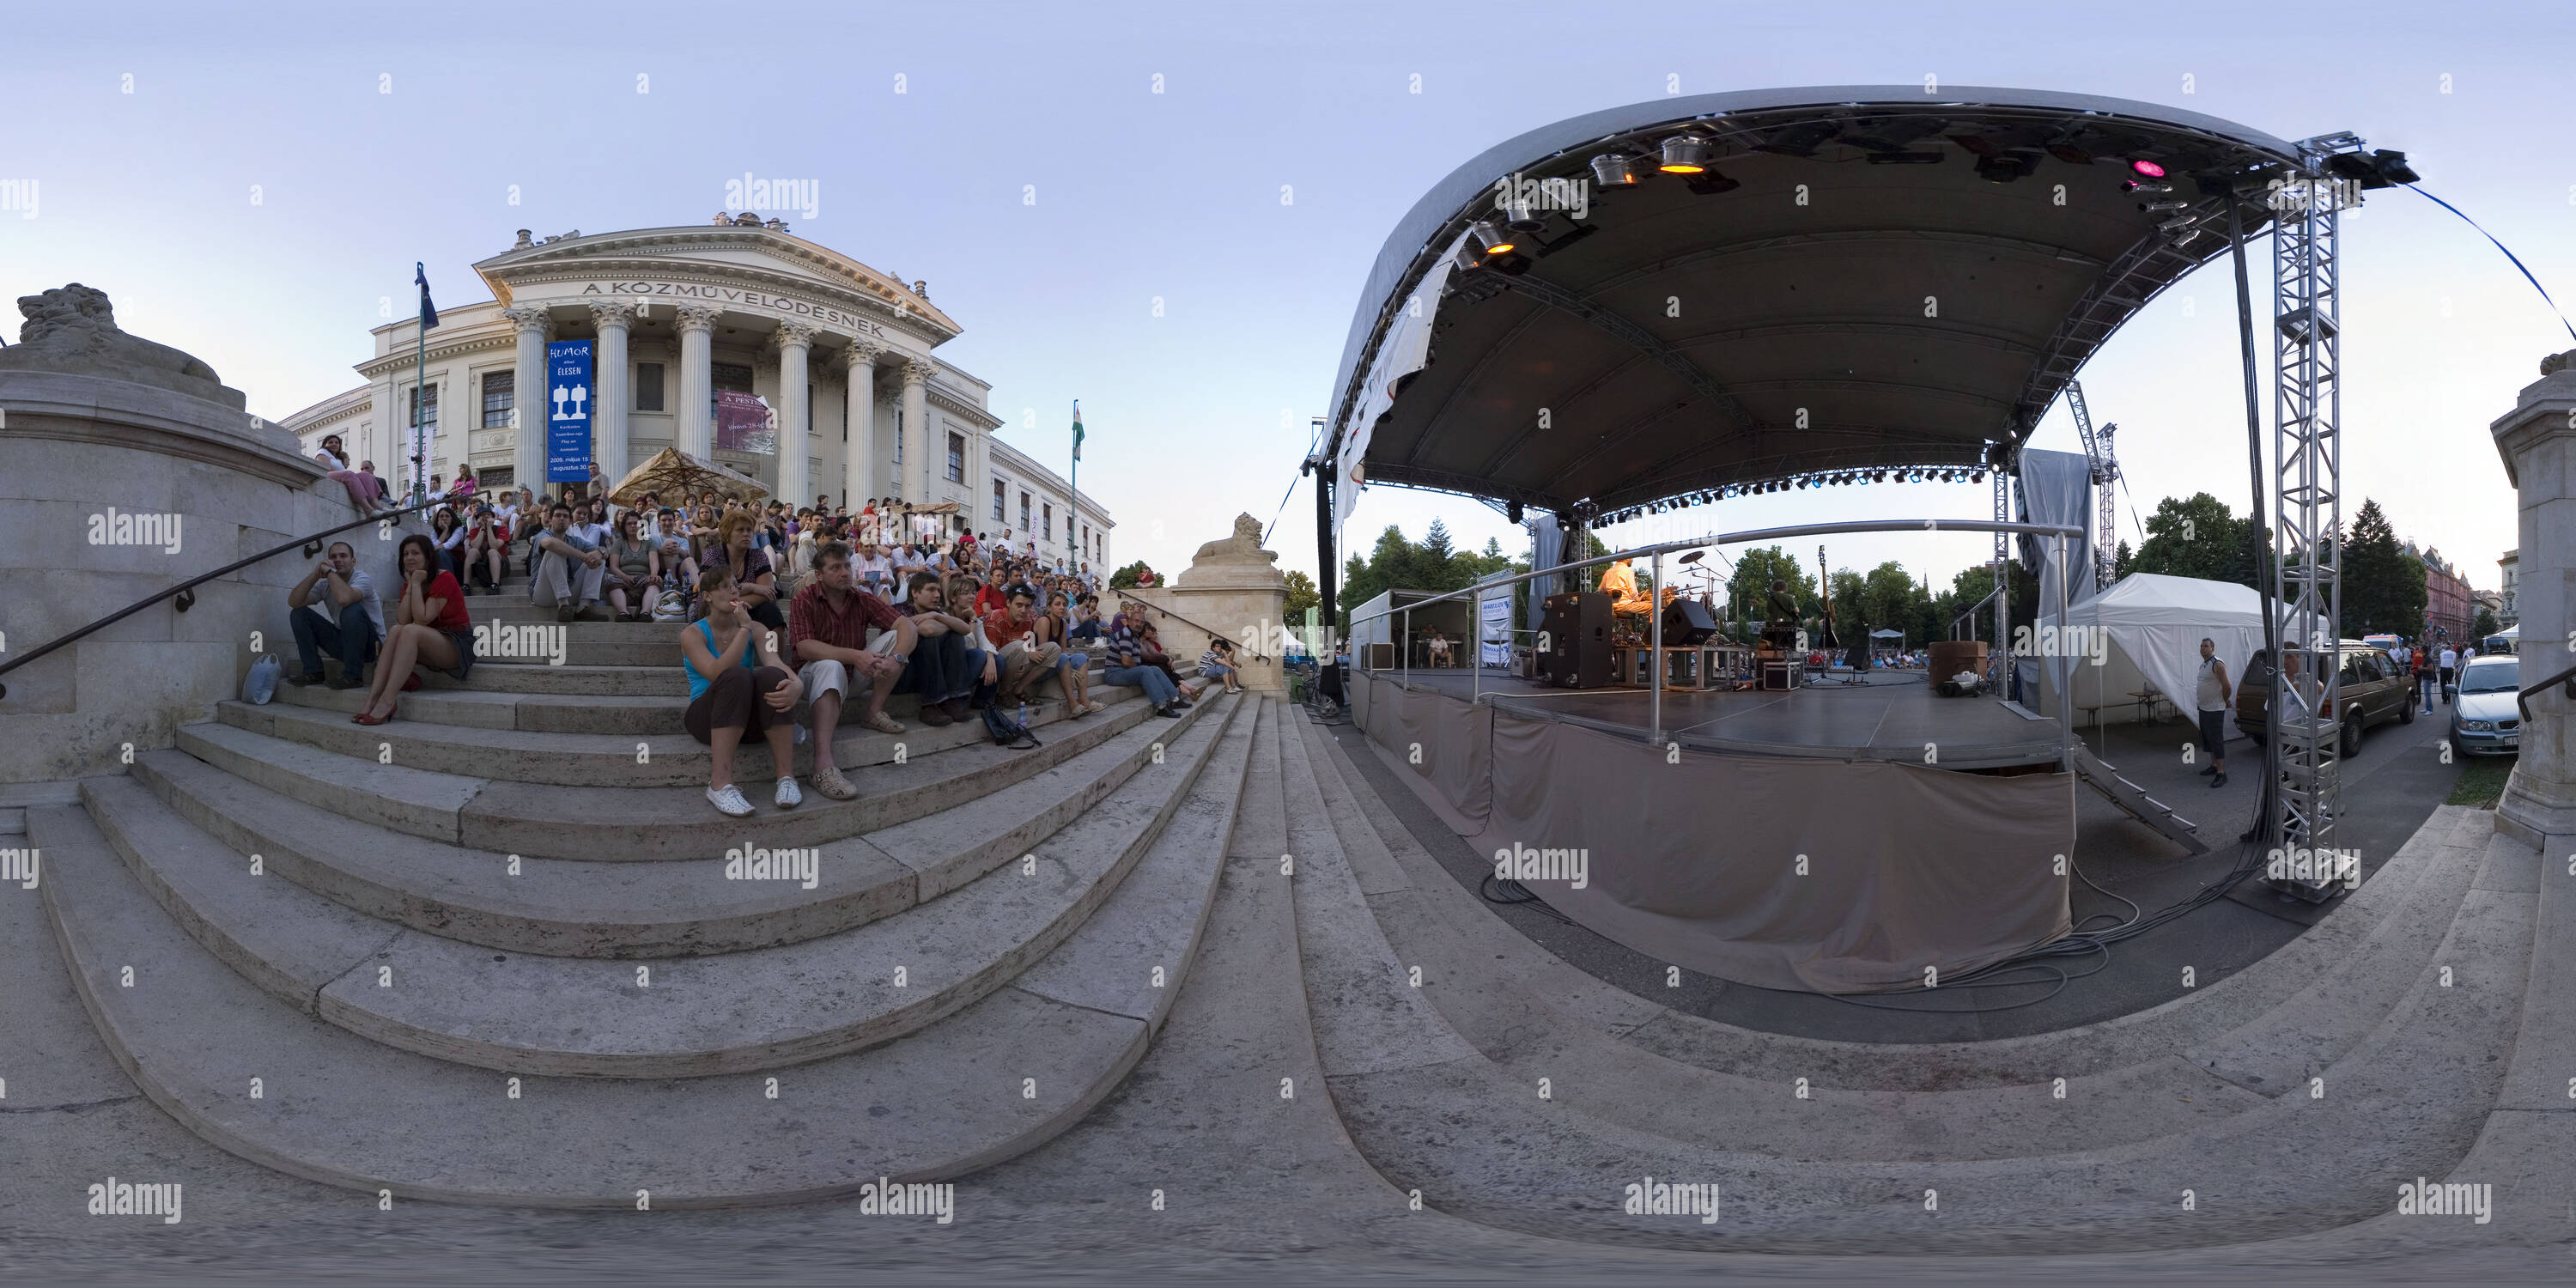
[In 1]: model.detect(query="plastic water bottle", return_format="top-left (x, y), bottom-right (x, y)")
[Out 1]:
top-left (1017, 701), bottom-right (1027, 729)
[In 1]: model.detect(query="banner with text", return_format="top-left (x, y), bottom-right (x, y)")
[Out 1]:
top-left (544, 340), bottom-right (592, 483)
top-left (716, 390), bottom-right (776, 455)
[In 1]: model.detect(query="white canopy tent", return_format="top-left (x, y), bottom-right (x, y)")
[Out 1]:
top-left (2031, 573), bottom-right (2298, 726)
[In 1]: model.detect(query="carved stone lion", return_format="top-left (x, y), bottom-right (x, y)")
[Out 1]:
top-left (2543, 349), bottom-right (2576, 378)
top-left (0, 283), bottom-right (243, 409)
top-left (1193, 512), bottom-right (1276, 564)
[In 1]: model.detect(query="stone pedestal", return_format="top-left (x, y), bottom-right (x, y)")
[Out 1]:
top-left (2492, 354), bottom-right (2576, 848)
top-left (0, 283), bottom-right (375, 782)
top-left (1125, 513), bottom-right (1290, 693)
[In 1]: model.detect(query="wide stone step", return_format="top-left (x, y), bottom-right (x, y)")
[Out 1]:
top-left (425, 661), bottom-right (689, 696)
top-left (131, 696), bottom-right (1229, 957)
top-left (178, 693), bottom-right (1191, 861)
top-left (28, 772), bottom-right (1242, 1206)
top-left (1301, 718), bottom-right (2495, 1157)
top-left (275, 683), bottom-right (690, 736)
top-left (1289, 729), bottom-right (2530, 1250)
top-left (216, 684), bottom-right (1133, 787)
top-left (70, 696), bottom-right (1243, 1078)
top-left (1601, 804), bottom-right (2480, 1092)
top-left (1283, 718), bottom-right (2270, 1163)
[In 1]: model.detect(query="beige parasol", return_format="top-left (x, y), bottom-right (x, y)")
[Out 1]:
top-left (608, 447), bottom-right (769, 508)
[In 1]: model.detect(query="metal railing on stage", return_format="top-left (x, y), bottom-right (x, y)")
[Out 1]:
top-left (1348, 518), bottom-right (2085, 757)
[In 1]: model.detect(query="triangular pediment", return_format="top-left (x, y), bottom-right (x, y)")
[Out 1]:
top-left (473, 225), bottom-right (960, 337)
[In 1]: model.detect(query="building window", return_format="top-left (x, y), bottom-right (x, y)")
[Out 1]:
top-left (993, 477), bottom-right (1006, 522)
top-left (635, 362), bottom-right (665, 411)
top-left (1019, 490), bottom-right (1031, 532)
top-left (946, 432), bottom-right (965, 483)
top-left (1042, 501), bottom-right (1054, 541)
top-left (407, 382), bottom-right (439, 434)
top-left (480, 372), bottom-right (513, 429)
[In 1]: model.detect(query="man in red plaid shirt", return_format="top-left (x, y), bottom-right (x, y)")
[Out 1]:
top-left (787, 542), bottom-right (913, 801)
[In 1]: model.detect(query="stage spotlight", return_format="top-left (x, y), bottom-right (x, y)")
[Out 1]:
top-left (2138, 199), bottom-right (2189, 213)
top-left (1507, 501), bottom-right (1523, 524)
top-left (1471, 220), bottom-right (1518, 256)
top-left (2123, 179), bottom-right (2173, 195)
top-left (2130, 159), bottom-right (2167, 178)
top-left (2156, 213), bottom-right (2197, 234)
top-left (2324, 149), bottom-right (2418, 190)
top-left (1502, 201), bottom-right (1546, 233)
top-left (1971, 471), bottom-right (1985, 483)
top-left (1589, 154), bottom-right (1637, 187)
top-left (1657, 136), bottom-right (1710, 173)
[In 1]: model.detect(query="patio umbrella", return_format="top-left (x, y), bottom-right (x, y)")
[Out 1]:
top-left (607, 447), bottom-right (769, 508)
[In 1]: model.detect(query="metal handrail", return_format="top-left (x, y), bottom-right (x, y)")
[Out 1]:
top-left (1109, 592), bottom-right (1273, 662)
top-left (0, 492), bottom-right (451, 702)
top-left (2517, 658), bottom-right (2576, 724)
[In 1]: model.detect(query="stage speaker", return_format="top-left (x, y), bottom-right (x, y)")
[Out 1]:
top-left (1363, 641), bottom-right (1397, 671)
top-left (1662, 598), bottom-right (1718, 647)
top-left (1539, 592), bottom-right (1612, 689)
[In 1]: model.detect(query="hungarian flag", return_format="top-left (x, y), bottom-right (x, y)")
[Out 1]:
top-left (1071, 400), bottom-right (1084, 461)
top-left (415, 262), bottom-right (440, 330)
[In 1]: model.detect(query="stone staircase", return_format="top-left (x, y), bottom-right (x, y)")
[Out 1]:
top-left (1285, 714), bottom-right (2560, 1255)
top-left (29, 562), bottom-right (1270, 1206)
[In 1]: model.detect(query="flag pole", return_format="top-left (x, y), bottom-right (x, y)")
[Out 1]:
top-left (1068, 399), bottom-right (1080, 577)
top-left (411, 319), bottom-right (426, 505)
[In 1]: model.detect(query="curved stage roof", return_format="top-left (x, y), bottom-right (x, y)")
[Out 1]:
top-left (1327, 86), bottom-right (2320, 519)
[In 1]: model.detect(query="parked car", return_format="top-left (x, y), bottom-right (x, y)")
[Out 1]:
top-left (2235, 640), bottom-right (2414, 757)
top-left (2451, 655), bottom-right (2523, 756)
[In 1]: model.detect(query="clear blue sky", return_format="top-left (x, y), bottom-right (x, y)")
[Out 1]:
top-left (9, 1), bottom-right (2568, 596)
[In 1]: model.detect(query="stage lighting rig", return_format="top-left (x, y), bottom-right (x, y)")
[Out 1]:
top-left (2323, 149), bottom-right (2418, 190)
top-left (1656, 136), bottom-right (1710, 173)
top-left (1470, 220), bottom-right (1518, 256)
top-left (1589, 153), bottom-right (1637, 187)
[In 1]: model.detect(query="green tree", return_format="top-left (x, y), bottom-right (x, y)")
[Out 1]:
top-left (2473, 605), bottom-right (2500, 640)
top-left (2129, 493), bottom-right (2251, 586)
top-left (2341, 499), bottom-right (2426, 637)
top-left (2112, 539), bottom-right (2135, 581)
top-left (1726, 546), bottom-right (1819, 640)
top-left (1282, 569), bottom-right (1318, 622)
top-left (1336, 521), bottom-right (1519, 632)
top-left (1109, 560), bottom-right (1150, 590)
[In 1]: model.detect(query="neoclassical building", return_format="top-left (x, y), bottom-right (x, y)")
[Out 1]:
top-left (283, 216), bottom-right (1112, 569)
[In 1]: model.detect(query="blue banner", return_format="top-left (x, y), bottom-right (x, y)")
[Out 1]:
top-left (544, 340), bottom-right (592, 483)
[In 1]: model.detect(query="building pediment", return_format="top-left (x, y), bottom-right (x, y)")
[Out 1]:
top-left (472, 226), bottom-right (962, 343)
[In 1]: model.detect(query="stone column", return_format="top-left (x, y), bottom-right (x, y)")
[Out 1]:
top-left (2494, 352), bottom-right (2576, 848)
top-left (774, 322), bottom-right (816, 513)
top-left (587, 301), bottom-right (635, 487)
top-left (504, 305), bottom-right (550, 495)
top-left (901, 359), bottom-right (931, 504)
top-left (675, 305), bottom-right (718, 457)
top-left (843, 341), bottom-right (883, 509)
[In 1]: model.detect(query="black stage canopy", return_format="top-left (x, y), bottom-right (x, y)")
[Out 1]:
top-left (1326, 85), bottom-right (2314, 525)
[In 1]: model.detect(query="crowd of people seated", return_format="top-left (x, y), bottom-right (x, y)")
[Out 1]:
top-left (300, 466), bottom-right (1230, 817)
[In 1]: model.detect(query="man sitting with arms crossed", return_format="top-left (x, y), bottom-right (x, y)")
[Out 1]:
top-left (285, 539), bottom-right (384, 689)
top-left (890, 571), bottom-right (984, 726)
top-left (787, 541), bottom-right (914, 800)
top-left (530, 500), bottom-right (610, 623)
top-left (980, 583), bottom-right (1066, 709)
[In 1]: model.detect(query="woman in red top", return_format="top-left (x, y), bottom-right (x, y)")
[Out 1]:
top-left (357, 532), bottom-right (476, 725)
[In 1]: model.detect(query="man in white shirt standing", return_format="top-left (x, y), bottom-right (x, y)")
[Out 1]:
top-left (2195, 636), bottom-right (2232, 790)
top-left (2439, 641), bottom-right (2459, 705)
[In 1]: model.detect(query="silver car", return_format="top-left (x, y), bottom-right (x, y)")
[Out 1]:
top-left (2451, 656), bottom-right (2522, 756)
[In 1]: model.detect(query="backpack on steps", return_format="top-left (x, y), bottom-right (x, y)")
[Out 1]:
top-left (975, 682), bottom-right (1040, 749)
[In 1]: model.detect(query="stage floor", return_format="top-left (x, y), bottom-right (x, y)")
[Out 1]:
top-left (1367, 667), bottom-right (2067, 769)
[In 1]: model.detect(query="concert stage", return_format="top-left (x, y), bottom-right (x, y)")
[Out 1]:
top-left (1383, 668), bottom-right (2068, 770)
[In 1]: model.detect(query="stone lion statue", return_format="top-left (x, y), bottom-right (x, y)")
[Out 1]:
top-left (2543, 349), bottom-right (2576, 378)
top-left (0, 283), bottom-right (242, 409)
top-left (1192, 512), bottom-right (1276, 564)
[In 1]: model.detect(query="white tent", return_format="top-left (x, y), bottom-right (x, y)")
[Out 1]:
top-left (2030, 573), bottom-right (2283, 726)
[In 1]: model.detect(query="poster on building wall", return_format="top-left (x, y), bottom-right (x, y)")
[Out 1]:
top-left (716, 390), bottom-right (775, 455)
top-left (544, 341), bottom-right (592, 483)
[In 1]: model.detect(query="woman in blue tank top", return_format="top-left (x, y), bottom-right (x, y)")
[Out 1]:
top-left (679, 566), bottom-right (804, 818)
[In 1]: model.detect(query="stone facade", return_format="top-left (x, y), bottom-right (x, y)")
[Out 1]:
top-left (0, 285), bottom-right (388, 781)
top-left (2491, 351), bottom-right (2576, 847)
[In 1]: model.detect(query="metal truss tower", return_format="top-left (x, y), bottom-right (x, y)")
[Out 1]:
top-left (2271, 133), bottom-right (2357, 868)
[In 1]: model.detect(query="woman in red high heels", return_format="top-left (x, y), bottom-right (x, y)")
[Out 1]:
top-left (355, 533), bottom-right (475, 725)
